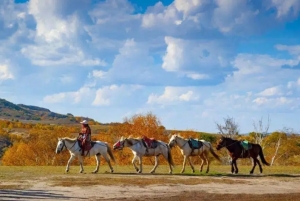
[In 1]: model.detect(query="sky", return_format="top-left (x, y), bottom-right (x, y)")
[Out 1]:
top-left (0, 0), bottom-right (300, 133)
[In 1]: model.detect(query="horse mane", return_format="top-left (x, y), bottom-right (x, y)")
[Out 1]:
top-left (124, 136), bottom-right (141, 146)
top-left (173, 134), bottom-right (185, 139)
top-left (222, 136), bottom-right (238, 142)
top-left (62, 137), bottom-right (77, 143)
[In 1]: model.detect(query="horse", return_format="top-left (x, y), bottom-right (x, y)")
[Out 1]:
top-left (55, 137), bottom-right (115, 173)
top-left (216, 136), bottom-right (270, 174)
top-left (168, 134), bottom-right (221, 173)
top-left (113, 136), bottom-right (174, 174)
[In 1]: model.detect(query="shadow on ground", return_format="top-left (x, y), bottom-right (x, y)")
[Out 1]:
top-left (0, 189), bottom-right (82, 200)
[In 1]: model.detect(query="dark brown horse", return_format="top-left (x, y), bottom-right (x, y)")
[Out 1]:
top-left (216, 136), bottom-right (270, 174)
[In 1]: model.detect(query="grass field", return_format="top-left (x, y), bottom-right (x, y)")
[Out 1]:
top-left (0, 165), bottom-right (299, 185)
top-left (0, 165), bottom-right (299, 201)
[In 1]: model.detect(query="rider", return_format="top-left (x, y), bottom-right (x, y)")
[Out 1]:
top-left (78, 120), bottom-right (91, 156)
top-left (142, 135), bottom-right (152, 151)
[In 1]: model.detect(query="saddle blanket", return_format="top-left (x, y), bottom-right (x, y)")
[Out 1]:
top-left (188, 139), bottom-right (203, 149)
top-left (142, 139), bottom-right (158, 149)
top-left (240, 140), bottom-right (252, 150)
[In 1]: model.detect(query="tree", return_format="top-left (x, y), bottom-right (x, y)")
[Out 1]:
top-left (252, 116), bottom-right (270, 148)
top-left (215, 116), bottom-right (239, 139)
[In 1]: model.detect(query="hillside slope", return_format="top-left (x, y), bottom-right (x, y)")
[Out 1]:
top-left (0, 98), bottom-right (77, 123)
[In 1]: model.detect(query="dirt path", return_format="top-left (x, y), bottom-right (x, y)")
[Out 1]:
top-left (1, 174), bottom-right (300, 201)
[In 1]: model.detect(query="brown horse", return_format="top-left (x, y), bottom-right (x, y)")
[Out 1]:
top-left (216, 136), bottom-right (270, 174)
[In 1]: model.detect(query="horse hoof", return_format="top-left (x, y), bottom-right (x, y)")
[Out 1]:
top-left (111, 169), bottom-right (114, 173)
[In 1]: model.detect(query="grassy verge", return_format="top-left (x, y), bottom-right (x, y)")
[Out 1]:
top-left (0, 165), bottom-right (299, 189)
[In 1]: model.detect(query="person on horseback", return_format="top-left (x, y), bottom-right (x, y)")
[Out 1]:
top-left (142, 135), bottom-right (153, 153)
top-left (78, 120), bottom-right (91, 156)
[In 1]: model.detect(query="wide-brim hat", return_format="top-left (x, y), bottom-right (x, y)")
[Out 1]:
top-left (80, 120), bottom-right (88, 124)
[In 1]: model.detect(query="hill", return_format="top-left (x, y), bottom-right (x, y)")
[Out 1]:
top-left (0, 98), bottom-right (92, 124)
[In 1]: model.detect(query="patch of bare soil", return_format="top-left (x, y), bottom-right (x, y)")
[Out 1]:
top-left (0, 174), bottom-right (300, 201)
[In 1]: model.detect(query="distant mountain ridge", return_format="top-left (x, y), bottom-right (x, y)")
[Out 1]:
top-left (0, 98), bottom-right (86, 124)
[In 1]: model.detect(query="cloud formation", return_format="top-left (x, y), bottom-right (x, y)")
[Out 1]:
top-left (0, 0), bottom-right (299, 132)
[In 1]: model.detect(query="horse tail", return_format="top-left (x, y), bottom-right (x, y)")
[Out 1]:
top-left (208, 142), bottom-right (221, 162)
top-left (106, 144), bottom-right (115, 163)
top-left (258, 145), bottom-right (270, 166)
top-left (167, 145), bottom-right (175, 167)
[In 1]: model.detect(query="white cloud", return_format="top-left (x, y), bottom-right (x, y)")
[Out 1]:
top-left (147, 87), bottom-right (199, 105)
top-left (93, 84), bottom-right (143, 106)
top-left (43, 86), bottom-right (94, 104)
top-left (142, 2), bottom-right (179, 28)
top-left (257, 86), bottom-right (282, 97)
top-left (162, 36), bottom-right (231, 76)
top-left (0, 64), bottom-right (14, 80)
top-left (267, 0), bottom-right (300, 18)
top-left (212, 0), bottom-right (259, 34)
top-left (92, 70), bottom-right (107, 79)
top-left (253, 96), bottom-right (295, 107)
top-left (186, 73), bottom-right (209, 80)
top-left (226, 53), bottom-right (299, 91)
top-left (276, 44), bottom-right (300, 57)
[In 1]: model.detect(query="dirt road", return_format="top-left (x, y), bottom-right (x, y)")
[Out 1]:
top-left (1, 173), bottom-right (300, 201)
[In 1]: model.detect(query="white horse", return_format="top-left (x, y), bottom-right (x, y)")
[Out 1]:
top-left (113, 137), bottom-right (174, 174)
top-left (55, 137), bottom-right (115, 173)
top-left (168, 134), bottom-right (221, 173)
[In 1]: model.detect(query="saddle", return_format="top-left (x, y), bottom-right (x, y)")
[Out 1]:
top-left (188, 138), bottom-right (203, 149)
top-left (240, 140), bottom-right (252, 151)
top-left (142, 138), bottom-right (158, 149)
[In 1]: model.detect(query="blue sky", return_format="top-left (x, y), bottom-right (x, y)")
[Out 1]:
top-left (1, 0), bottom-right (300, 133)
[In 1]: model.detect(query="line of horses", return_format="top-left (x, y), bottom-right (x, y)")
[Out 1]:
top-left (55, 134), bottom-right (270, 175)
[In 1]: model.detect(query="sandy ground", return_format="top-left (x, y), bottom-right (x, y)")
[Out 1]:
top-left (1, 174), bottom-right (300, 201)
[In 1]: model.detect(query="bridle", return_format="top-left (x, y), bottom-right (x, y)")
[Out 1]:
top-left (171, 137), bottom-right (188, 149)
top-left (58, 139), bottom-right (77, 152)
top-left (217, 138), bottom-right (239, 149)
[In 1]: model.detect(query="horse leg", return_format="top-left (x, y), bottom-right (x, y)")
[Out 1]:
top-left (187, 157), bottom-right (195, 173)
top-left (150, 156), bottom-right (158, 174)
top-left (204, 152), bottom-right (210, 173)
top-left (256, 159), bottom-right (263, 174)
top-left (66, 154), bottom-right (75, 173)
top-left (249, 157), bottom-right (257, 174)
top-left (231, 159), bottom-right (235, 174)
top-left (138, 156), bottom-right (143, 173)
top-left (233, 159), bottom-right (238, 174)
top-left (78, 155), bottom-right (84, 173)
top-left (132, 155), bottom-right (139, 172)
top-left (180, 155), bottom-right (187, 173)
top-left (103, 153), bottom-right (114, 173)
top-left (93, 154), bottom-right (100, 174)
top-left (199, 154), bottom-right (205, 172)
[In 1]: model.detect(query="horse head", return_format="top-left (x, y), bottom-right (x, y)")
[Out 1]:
top-left (113, 137), bottom-right (126, 150)
top-left (56, 138), bottom-right (65, 154)
top-left (216, 136), bottom-right (230, 150)
top-left (168, 134), bottom-right (178, 148)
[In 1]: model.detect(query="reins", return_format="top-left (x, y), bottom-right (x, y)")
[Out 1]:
top-left (174, 137), bottom-right (188, 149)
top-left (222, 140), bottom-right (240, 149)
top-left (61, 139), bottom-right (77, 151)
